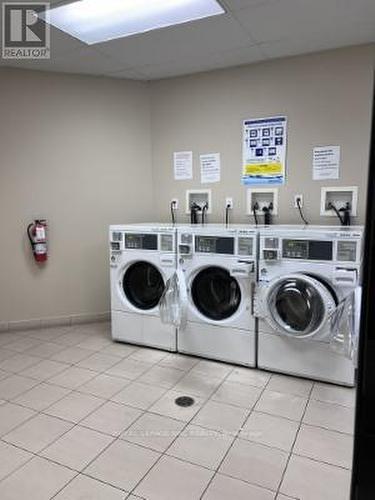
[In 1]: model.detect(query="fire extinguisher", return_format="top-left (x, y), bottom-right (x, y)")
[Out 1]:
top-left (27, 219), bottom-right (48, 263)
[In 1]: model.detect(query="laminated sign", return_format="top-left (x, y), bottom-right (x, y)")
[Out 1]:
top-left (242, 116), bottom-right (287, 185)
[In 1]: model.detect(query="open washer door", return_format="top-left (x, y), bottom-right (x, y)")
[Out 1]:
top-left (159, 269), bottom-right (188, 329)
top-left (256, 273), bottom-right (337, 339)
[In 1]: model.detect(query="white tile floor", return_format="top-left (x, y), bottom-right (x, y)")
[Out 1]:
top-left (0, 322), bottom-right (355, 499)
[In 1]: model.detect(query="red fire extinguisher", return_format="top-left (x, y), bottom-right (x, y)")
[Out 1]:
top-left (27, 220), bottom-right (48, 263)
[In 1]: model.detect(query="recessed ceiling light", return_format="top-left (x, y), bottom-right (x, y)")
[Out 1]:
top-left (40, 0), bottom-right (225, 45)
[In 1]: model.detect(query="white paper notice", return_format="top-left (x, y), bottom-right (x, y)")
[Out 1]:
top-left (313, 146), bottom-right (340, 180)
top-left (200, 153), bottom-right (221, 184)
top-left (174, 151), bottom-right (193, 180)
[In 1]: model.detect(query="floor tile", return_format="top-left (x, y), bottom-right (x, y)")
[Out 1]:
top-left (85, 440), bottom-right (160, 491)
top-left (0, 402), bottom-right (36, 436)
top-left (25, 341), bottom-right (66, 359)
top-left (0, 456), bottom-right (75, 500)
top-left (51, 346), bottom-right (94, 364)
top-left (81, 401), bottom-right (142, 436)
top-left (192, 400), bottom-right (248, 433)
top-left (241, 411), bottom-right (299, 452)
top-left (173, 371), bottom-right (222, 398)
top-left (159, 353), bottom-right (199, 371)
top-left (3, 413), bottom-right (72, 453)
top-left (0, 369), bottom-right (9, 381)
top-left (267, 374), bottom-right (313, 398)
top-left (311, 383), bottom-right (356, 408)
top-left (19, 359), bottom-right (68, 381)
top-left (203, 473), bottom-right (275, 500)
top-left (55, 331), bottom-right (90, 346)
top-left (220, 438), bottom-right (288, 490)
top-left (112, 381), bottom-right (167, 410)
top-left (79, 373), bottom-right (130, 399)
top-left (54, 474), bottom-right (125, 500)
top-left (106, 358), bottom-right (153, 380)
top-left (134, 455), bottom-right (213, 500)
top-left (41, 425), bottom-right (113, 471)
top-left (13, 382), bottom-right (70, 411)
top-left (280, 454), bottom-right (351, 500)
top-left (149, 389), bottom-right (204, 422)
top-left (0, 353), bottom-right (41, 373)
top-left (137, 365), bottom-right (185, 389)
top-left (294, 423), bottom-right (353, 468)
top-left (129, 347), bottom-right (169, 364)
top-left (45, 391), bottom-right (105, 423)
top-left (0, 374), bottom-right (39, 399)
top-left (28, 327), bottom-right (71, 342)
top-left (167, 424), bottom-right (234, 469)
top-left (3, 337), bottom-right (42, 353)
top-left (77, 352), bottom-right (121, 372)
top-left (190, 359), bottom-right (234, 380)
top-left (75, 336), bottom-right (112, 351)
top-left (49, 366), bottom-right (97, 389)
top-left (0, 441), bottom-right (33, 480)
top-left (255, 390), bottom-right (307, 421)
top-left (226, 367), bottom-right (271, 388)
top-left (303, 399), bottom-right (354, 434)
top-left (0, 349), bottom-right (16, 362)
top-left (211, 381), bottom-right (262, 408)
top-left (100, 342), bottom-right (138, 358)
top-left (122, 412), bottom-right (185, 452)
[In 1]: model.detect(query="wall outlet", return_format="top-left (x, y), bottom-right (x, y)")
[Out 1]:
top-left (294, 194), bottom-right (303, 208)
top-left (171, 198), bottom-right (179, 210)
top-left (225, 197), bottom-right (233, 209)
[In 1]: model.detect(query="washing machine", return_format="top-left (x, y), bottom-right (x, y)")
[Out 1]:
top-left (109, 224), bottom-right (177, 351)
top-left (255, 225), bottom-right (363, 386)
top-left (160, 225), bottom-right (257, 366)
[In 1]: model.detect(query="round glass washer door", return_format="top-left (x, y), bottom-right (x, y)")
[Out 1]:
top-left (191, 266), bottom-right (241, 321)
top-left (267, 274), bottom-right (336, 338)
top-left (122, 261), bottom-right (165, 310)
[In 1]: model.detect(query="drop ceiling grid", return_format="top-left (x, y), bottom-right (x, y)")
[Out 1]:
top-left (0, 0), bottom-right (374, 79)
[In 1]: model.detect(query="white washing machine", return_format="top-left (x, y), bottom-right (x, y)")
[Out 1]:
top-left (160, 225), bottom-right (257, 366)
top-left (109, 224), bottom-right (177, 351)
top-left (255, 225), bottom-right (363, 386)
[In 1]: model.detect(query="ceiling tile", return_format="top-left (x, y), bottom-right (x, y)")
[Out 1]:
top-left (237, 0), bottom-right (375, 43)
top-left (2, 47), bottom-right (127, 77)
top-left (221, 0), bottom-right (274, 13)
top-left (96, 14), bottom-right (252, 67)
top-left (127, 44), bottom-right (264, 80)
top-left (105, 68), bottom-right (150, 80)
top-left (261, 22), bottom-right (375, 60)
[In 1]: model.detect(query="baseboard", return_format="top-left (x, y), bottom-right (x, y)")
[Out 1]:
top-left (1, 312), bottom-right (110, 333)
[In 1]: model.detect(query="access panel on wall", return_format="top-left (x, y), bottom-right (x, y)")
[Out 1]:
top-left (242, 116), bottom-right (287, 185)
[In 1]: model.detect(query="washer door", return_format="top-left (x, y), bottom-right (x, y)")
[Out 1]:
top-left (122, 261), bottom-right (164, 310)
top-left (261, 273), bottom-right (336, 338)
top-left (191, 266), bottom-right (241, 321)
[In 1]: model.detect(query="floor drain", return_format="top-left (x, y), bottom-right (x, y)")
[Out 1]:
top-left (175, 396), bottom-right (195, 407)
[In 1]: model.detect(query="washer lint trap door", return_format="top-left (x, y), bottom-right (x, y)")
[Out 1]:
top-left (256, 273), bottom-right (336, 339)
top-left (159, 269), bottom-right (188, 329)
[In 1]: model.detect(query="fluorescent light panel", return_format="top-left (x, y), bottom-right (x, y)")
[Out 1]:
top-left (41, 0), bottom-right (225, 45)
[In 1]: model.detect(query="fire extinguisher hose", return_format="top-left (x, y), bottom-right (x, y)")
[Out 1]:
top-left (27, 223), bottom-right (35, 248)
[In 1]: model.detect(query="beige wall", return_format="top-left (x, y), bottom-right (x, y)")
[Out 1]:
top-left (150, 45), bottom-right (374, 225)
top-left (0, 68), bottom-right (153, 323)
top-left (1, 45), bottom-right (374, 323)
